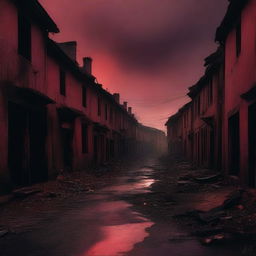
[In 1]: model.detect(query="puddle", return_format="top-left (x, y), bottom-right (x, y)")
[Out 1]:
top-left (103, 179), bottom-right (154, 194)
top-left (82, 168), bottom-right (156, 256)
top-left (83, 222), bottom-right (153, 256)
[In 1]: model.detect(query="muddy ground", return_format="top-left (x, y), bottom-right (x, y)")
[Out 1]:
top-left (125, 156), bottom-right (256, 255)
top-left (0, 159), bottom-right (132, 234)
top-left (0, 155), bottom-right (256, 255)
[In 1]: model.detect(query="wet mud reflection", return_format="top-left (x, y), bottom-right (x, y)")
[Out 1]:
top-left (84, 222), bottom-right (153, 256)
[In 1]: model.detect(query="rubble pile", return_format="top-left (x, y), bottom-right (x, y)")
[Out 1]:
top-left (176, 188), bottom-right (256, 246)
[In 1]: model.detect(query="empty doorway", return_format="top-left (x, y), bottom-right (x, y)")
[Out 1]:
top-left (228, 112), bottom-right (240, 176)
top-left (8, 102), bottom-right (48, 187)
top-left (248, 102), bottom-right (256, 187)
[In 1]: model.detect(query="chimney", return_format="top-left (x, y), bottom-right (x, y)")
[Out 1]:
top-left (113, 93), bottom-right (120, 103)
top-left (82, 57), bottom-right (92, 74)
top-left (128, 107), bottom-right (132, 114)
top-left (58, 41), bottom-right (77, 62)
top-left (123, 102), bottom-right (128, 110)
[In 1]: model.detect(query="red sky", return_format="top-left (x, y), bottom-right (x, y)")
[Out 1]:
top-left (40, 0), bottom-right (228, 131)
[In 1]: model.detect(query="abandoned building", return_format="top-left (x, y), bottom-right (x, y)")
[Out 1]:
top-left (215, 0), bottom-right (256, 186)
top-left (0, 0), bottom-right (166, 193)
top-left (166, 0), bottom-right (256, 187)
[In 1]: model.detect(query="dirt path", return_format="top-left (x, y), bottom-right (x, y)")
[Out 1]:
top-left (0, 155), bottom-right (249, 256)
top-left (125, 156), bottom-right (255, 256)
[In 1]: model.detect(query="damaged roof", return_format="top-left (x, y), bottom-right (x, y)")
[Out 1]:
top-left (215, 0), bottom-right (249, 42)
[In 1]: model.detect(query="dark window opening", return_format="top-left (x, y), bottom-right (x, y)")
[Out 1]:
top-left (236, 16), bottom-right (241, 57)
top-left (248, 102), bottom-right (256, 187)
top-left (98, 97), bottom-right (101, 116)
top-left (82, 123), bottom-right (88, 154)
top-left (110, 108), bottom-right (113, 123)
top-left (18, 11), bottom-right (31, 61)
top-left (196, 96), bottom-right (201, 117)
top-left (209, 78), bottom-right (213, 106)
top-left (228, 112), bottom-right (240, 176)
top-left (82, 86), bottom-right (87, 107)
top-left (60, 67), bottom-right (66, 96)
top-left (105, 104), bottom-right (108, 120)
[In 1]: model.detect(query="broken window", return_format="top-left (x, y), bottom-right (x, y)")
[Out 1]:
top-left (18, 11), bottom-right (31, 61)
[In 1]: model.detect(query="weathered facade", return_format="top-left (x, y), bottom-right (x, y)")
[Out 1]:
top-left (0, 0), bottom-right (60, 192)
top-left (216, 0), bottom-right (256, 186)
top-left (166, 103), bottom-right (192, 158)
top-left (166, 48), bottom-right (224, 169)
top-left (0, 0), bottom-right (166, 193)
top-left (188, 48), bottom-right (224, 169)
top-left (166, 0), bottom-right (256, 187)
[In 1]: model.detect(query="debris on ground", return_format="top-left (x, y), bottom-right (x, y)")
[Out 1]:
top-left (194, 174), bottom-right (221, 183)
top-left (175, 188), bottom-right (256, 246)
top-left (200, 233), bottom-right (227, 245)
top-left (13, 188), bottom-right (42, 199)
top-left (0, 158), bottom-right (139, 233)
top-left (122, 156), bottom-right (256, 254)
top-left (0, 195), bottom-right (13, 206)
top-left (0, 229), bottom-right (8, 238)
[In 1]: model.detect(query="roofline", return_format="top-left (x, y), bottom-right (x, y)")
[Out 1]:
top-left (138, 124), bottom-right (166, 135)
top-left (47, 39), bottom-right (138, 124)
top-left (187, 47), bottom-right (224, 98)
top-left (215, 0), bottom-right (249, 42)
top-left (14, 0), bottom-right (59, 33)
top-left (165, 101), bottom-right (192, 126)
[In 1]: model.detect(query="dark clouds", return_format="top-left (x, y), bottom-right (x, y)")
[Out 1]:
top-left (40, 0), bottom-right (228, 129)
top-left (77, 0), bottom-right (227, 72)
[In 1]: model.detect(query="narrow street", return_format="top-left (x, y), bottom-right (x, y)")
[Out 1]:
top-left (0, 156), bottom-right (243, 256)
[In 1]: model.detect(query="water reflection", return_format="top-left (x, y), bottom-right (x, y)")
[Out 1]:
top-left (84, 222), bottom-right (153, 256)
top-left (81, 168), bottom-right (155, 256)
top-left (102, 178), bottom-right (155, 195)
